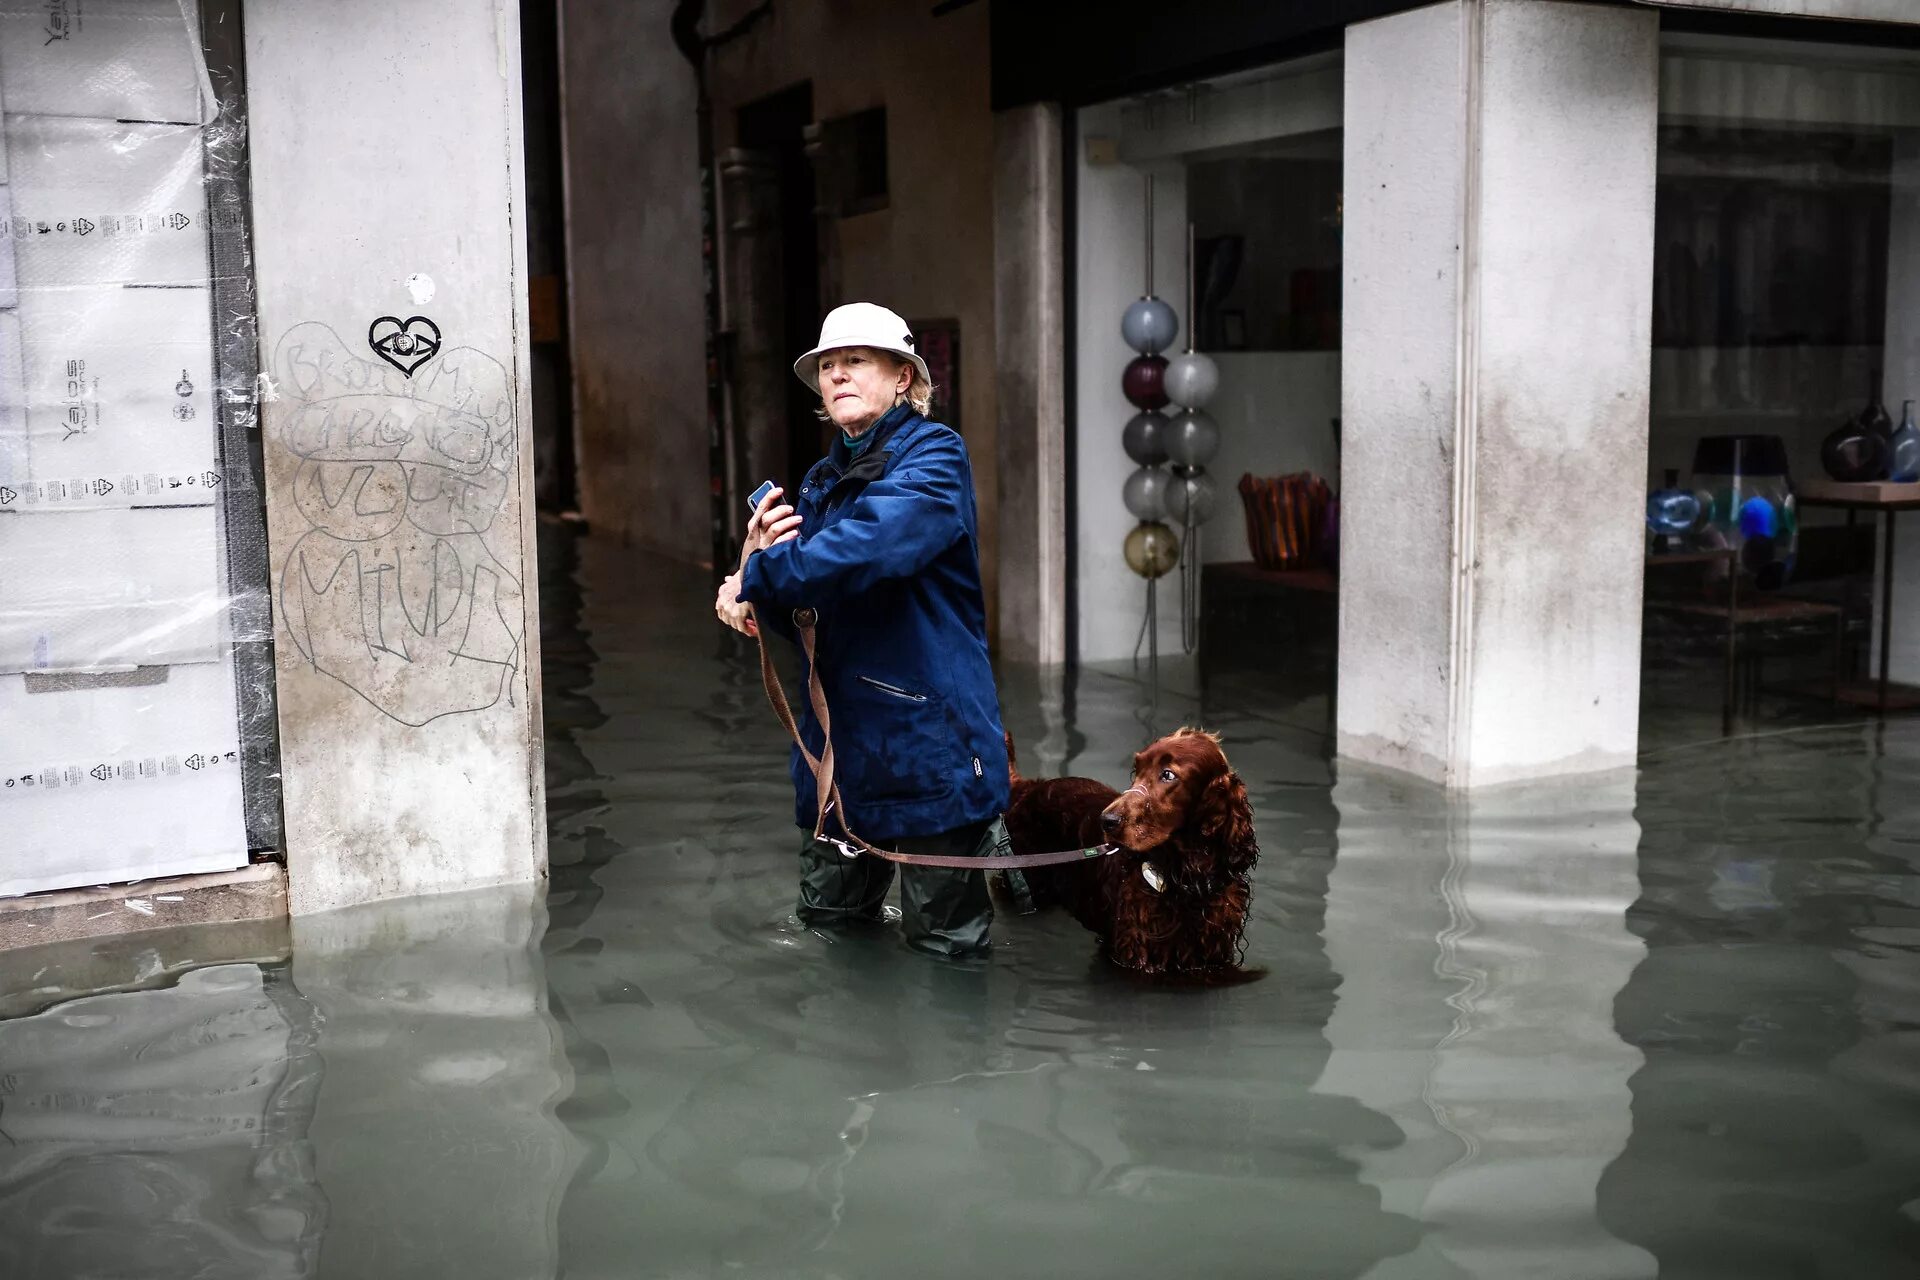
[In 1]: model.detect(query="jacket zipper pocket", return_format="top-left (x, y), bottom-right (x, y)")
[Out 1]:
top-left (857, 675), bottom-right (928, 703)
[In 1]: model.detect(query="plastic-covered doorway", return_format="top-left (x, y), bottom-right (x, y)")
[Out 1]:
top-left (0, 1), bottom-right (275, 896)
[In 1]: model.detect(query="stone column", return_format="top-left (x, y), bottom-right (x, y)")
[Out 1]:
top-left (245, 0), bottom-right (546, 911)
top-left (992, 103), bottom-right (1068, 666)
top-left (1339, 0), bottom-right (1659, 787)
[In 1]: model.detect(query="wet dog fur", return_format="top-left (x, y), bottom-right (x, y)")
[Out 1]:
top-left (1001, 729), bottom-right (1258, 977)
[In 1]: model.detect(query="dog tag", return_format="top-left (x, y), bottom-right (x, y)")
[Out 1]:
top-left (1141, 862), bottom-right (1165, 894)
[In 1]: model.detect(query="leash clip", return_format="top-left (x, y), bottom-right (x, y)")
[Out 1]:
top-left (827, 837), bottom-right (862, 860)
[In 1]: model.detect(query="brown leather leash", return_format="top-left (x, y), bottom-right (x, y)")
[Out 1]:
top-left (749, 602), bottom-right (1118, 871)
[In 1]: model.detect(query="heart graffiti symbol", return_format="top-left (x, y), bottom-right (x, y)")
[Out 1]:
top-left (367, 315), bottom-right (443, 377)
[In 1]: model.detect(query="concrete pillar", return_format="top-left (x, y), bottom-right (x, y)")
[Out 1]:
top-left (993, 104), bottom-right (1068, 666)
top-left (1339, 0), bottom-right (1659, 787)
top-left (245, 0), bottom-right (546, 911)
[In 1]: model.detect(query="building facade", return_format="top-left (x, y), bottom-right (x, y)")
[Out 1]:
top-left (565, 0), bottom-right (1920, 784)
top-left (1, 0), bottom-right (546, 946)
top-left (8, 0), bottom-right (1920, 945)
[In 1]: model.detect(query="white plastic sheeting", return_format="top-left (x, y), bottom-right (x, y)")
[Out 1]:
top-left (0, 1), bottom-right (261, 896)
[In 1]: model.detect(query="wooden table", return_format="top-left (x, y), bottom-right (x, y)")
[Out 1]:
top-left (1793, 480), bottom-right (1920, 715)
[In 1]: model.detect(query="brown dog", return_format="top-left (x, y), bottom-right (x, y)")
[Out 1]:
top-left (1002, 728), bottom-right (1258, 976)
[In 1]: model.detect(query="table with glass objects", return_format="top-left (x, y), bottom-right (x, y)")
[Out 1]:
top-left (1793, 480), bottom-right (1920, 715)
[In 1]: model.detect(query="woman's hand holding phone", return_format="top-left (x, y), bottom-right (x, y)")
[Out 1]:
top-left (725, 487), bottom-right (803, 636)
top-left (745, 485), bottom-right (802, 557)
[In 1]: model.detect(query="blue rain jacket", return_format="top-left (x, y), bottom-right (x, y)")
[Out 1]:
top-left (741, 406), bottom-right (1009, 841)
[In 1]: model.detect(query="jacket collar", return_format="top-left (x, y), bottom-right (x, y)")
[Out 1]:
top-left (828, 402), bottom-right (919, 484)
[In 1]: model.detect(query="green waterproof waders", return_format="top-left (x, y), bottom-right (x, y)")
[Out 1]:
top-left (795, 816), bottom-right (1008, 959)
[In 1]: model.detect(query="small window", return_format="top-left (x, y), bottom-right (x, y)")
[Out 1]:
top-left (807, 106), bottom-right (888, 217)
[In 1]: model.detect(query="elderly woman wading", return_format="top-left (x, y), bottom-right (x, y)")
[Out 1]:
top-left (716, 303), bottom-right (1010, 959)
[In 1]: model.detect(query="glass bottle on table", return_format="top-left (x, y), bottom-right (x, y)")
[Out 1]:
top-left (1646, 468), bottom-right (1701, 554)
top-left (1890, 400), bottom-right (1920, 484)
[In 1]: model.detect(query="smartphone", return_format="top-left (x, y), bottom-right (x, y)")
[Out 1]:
top-left (747, 480), bottom-right (777, 512)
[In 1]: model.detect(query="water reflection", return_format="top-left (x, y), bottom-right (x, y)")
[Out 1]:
top-left (1319, 768), bottom-right (1656, 1279)
top-left (0, 963), bottom-right (323, 1279)
top-left (0, 883), bottom-right (573, 1280)
top-left (1599, 725), bottom-right (1920, 1278)
top-left (289, 887), bottom-right (575, 1279)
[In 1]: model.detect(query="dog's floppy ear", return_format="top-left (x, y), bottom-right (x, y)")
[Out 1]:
top-left (1199, 770), bottom-right (1258, 873)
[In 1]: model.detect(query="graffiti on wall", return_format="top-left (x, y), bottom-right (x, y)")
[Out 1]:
top-left (272, 320), bottom-right (522, 727)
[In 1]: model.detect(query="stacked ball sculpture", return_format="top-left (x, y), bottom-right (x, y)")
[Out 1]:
top-left (1119, 183), bottom-right (1228, 681)
top-left (1121, 207), bottom-right (1225, 594)
top-left (1165, 354), bottom-right (1221, 525)
top-left (1122, 296), bottom-right (1179, 579)
top-left (1122, 175), bottom-right (1180, 583)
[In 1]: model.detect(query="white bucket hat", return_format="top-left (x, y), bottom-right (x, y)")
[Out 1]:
top-left (792, 302), bottom-right (930, 393)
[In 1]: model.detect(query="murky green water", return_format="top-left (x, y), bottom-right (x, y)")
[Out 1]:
top-left (3, 528), bottom-right (1918, 1278)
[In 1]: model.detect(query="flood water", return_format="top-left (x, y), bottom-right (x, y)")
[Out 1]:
top-left (3, 526), bottom-right (1919, 1278)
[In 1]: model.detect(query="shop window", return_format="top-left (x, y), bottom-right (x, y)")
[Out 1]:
top-left (1649, 39), bottom-right (1920, 500)
top-left (1643, 36), bottom-right (1920, 717)
top-left (1187, 142), bottom-right (1342, 352)
top-left (1654, 127), bottom-right (1889, 351)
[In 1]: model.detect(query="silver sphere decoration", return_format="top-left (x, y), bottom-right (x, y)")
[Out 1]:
top-left (1121, 296), bottom-right (1179, 355)
top-left (1122, 465), bottom-right (1171, 521)
top-left (1165, 407), bottom-right (1221, 468)
top-left (1166, 469), bottom-right (1219, 525)
top-left (1122, 410), bottom-right (1168, 465)
top-left (1163, 351), bottom-right (1219, 409)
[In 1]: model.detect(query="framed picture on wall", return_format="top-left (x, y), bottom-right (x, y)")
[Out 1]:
top-left (909, 318), bottom-right (961, 434)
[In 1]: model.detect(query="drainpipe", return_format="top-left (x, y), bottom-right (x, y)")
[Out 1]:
top-left (672, 0), bottom-right (771, 583)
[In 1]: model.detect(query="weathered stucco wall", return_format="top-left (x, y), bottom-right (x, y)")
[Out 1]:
top-left (246, 0), bottom-right (546, 912)
top-left (559, 0), bottom-right (708, 563)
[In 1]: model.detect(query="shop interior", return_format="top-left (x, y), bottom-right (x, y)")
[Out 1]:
top-left (1076, 35), bottom-right (1920, 738)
